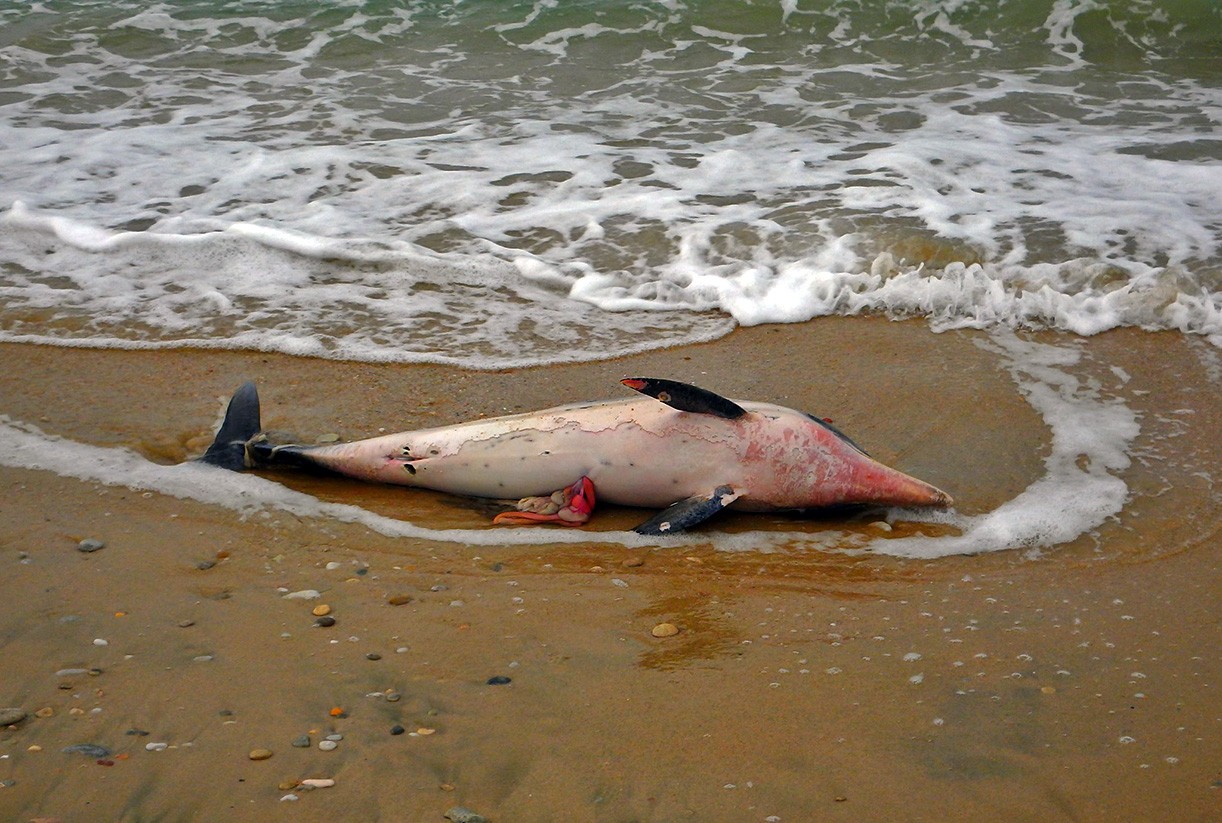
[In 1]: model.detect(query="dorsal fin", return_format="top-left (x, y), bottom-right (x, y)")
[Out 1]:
top-left (620, 378), bottom-right (747, 420)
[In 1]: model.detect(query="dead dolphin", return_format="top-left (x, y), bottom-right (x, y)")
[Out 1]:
top-left (200, 378), bottom-right (952, 535)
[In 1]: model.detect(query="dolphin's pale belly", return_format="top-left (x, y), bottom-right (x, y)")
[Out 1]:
top-left (299, 398), bottom-right (752, 507)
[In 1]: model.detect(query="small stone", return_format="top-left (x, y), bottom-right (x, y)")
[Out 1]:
top-left (486, 675), bottom-right (512, 686)
top-left (291, 735), bottom-right (311, 748)
top-left (77, 539), bottom-right (105, 553)
top-left (195, 560), bottom-right (216, 571)
top-left (325, 733), bottom-right (343, 742)
top-left (311, 604), bottom-right (332, 617)
top-left (300, 778), bottom-right (335, 789)
top-left (651, 622), bottom-right (679, 638)
top-left (366, 653), bottom-right (382, 661)
top-left (1041, 686), bottom-right (1057, 694)
top-left (125, 729), bottom-right (150, 736)
top-left (27, 745), bottom-right (41, 752)
top-left (385, 691), bottom-right (401, 703)
top-left (328, 707), bottom-right (346, 718)
top-left (416, 727), bottom-right (436, 736)
top-left (315, 616), bottom-right (336, 628)
top-left (387, 595), bottom-right (413, 606)
top-left (316, 433), bottom-right (340, 444)
top-left (178, 620), bottom-right (195, 628)
top-left (278, 780), bottom-right (300, 791)
top-left (621, 556), bottom-right (644, 567)
top-left (280, 793), bottom-right (299, 802)
top-left (35, 707), bottom-right (55, 718)
top-left (145, 742), bottom-right (168, 752)
top-left (0, 708), bottom-right (29, 726)
top-left (317, 739), bottom-right (338, 751)
top-left (63, 744), bottom-right (111, 758)
top-left (445, 807), bottom-right (488, 823)
top-left (390, 725), bottom-right (405, 735)
top-left (283, 589), bottom-right (321, 600)
top-left (248, 748), bottom-right (274, 761)
top-left (93, 638), bottom-right (108, 647)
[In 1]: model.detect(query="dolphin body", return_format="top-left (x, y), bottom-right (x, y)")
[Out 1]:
top-left (201, 378), bottom-right (952, 535)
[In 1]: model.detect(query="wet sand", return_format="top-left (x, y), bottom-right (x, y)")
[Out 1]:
top-left (0, 319), bottom-right (1218, 821)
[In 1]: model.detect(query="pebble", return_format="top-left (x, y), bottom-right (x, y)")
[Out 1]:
top-left (300, 778), bottom-right (335, 789)
top-left (35, 707), bottom-right (54, 718)
top-left (178, 620), bottom-right (195, 628)
top-left (416, 727), bottom-right (436, 736)
top-left (63, 744), bottom-right (111, 758)
top-left (486, 676), bottom-right (512, 686)
top-left (248, 748), bottom-right (274, 761)
top-left (611, 578), bottom-right (629, 588)
top-left (445, 807), bottom-right (488, 823)
top-left (311, 604), bottom-right (332, 617)
top-left (390, 725), bottom-right (405, 736)
top-left (0, 708), bottom-right (28, 726)
top-left (385, 691), bottom-right (402, 703)
top-left (125, 729), bottom-right (150, 736)
top-left (93, 638), bottom-right (109, 647)
top-left (278, 779), bottom-right (300, 791)
top-left (621, 556), bottom-right (645, 567)
top-left (283, 589), bottom-right (321, 600)
top-left (76, 538), bottom-right (105, 553)
top-left (326, 561), bottom-right (343, 570)
top-left (280, 793), bottom-right (299, 802)
top-left (315, 616), bottom-right (336, 628)
top-left (366, 653), bottom-right (382, 661)
top-left (387, 594), bottom-right (413, 606)
top-left (291, 735), bottom-right (311, 748)
top-left (651, 623), bottom-right (680, 638)
top-left (55, 668), bottom-right (89, 677)
top-left (317, 740), bottom-right (338, 751)
top-left (324, 733), bottom-right (343, 742)
top-left (145, 742), bottom-right (169, 752)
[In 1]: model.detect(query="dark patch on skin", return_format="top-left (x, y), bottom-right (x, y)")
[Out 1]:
top-left (403, 463), bottom-right (417, 475)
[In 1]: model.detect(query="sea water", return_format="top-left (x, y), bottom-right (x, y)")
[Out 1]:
top-left (0, 0), bottom-right (1218, 556)
top-left (2, 0), bottom-right (1218, 363)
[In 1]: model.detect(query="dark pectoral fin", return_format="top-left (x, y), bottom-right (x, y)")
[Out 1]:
top-left (620, 378), bottom-right (747, 419)
top-left (633, 485), bottom-right (742, 535)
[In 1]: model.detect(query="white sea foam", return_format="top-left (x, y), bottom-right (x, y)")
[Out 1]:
top-left (0, 333), bottom-right (1144, 559)
top-left (1, 1), bottom-right (1219, 364)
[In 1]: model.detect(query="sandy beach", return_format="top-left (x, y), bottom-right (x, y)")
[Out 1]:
top-left (0, 319), bottom-right (1217, 822)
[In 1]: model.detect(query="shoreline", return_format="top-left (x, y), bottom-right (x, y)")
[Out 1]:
top-left (1, 319), bottom-right (1218, 821)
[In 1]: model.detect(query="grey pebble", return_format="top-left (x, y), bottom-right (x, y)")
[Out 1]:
top-left (291, 735), bottom-right (311, 748)
top-left (318, 739), bottom-right (338, 751)
top-left (63, 743), bottom-right (111, 757)
top-left (324, 733), bottom-right (343, 742)
top-left (0, 708), bottom-right (28, 726)
top-left (445, 807), bottom-right (488, 823)
top-left (77, 538), bottom-right (105, 553)
top-left (195, 560), bottom-right (216, 570)
top-left (55, 668), bottom-right (89, 677)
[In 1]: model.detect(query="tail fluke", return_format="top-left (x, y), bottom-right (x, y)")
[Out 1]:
top-left (199, 382), bottom-right (261, 470)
